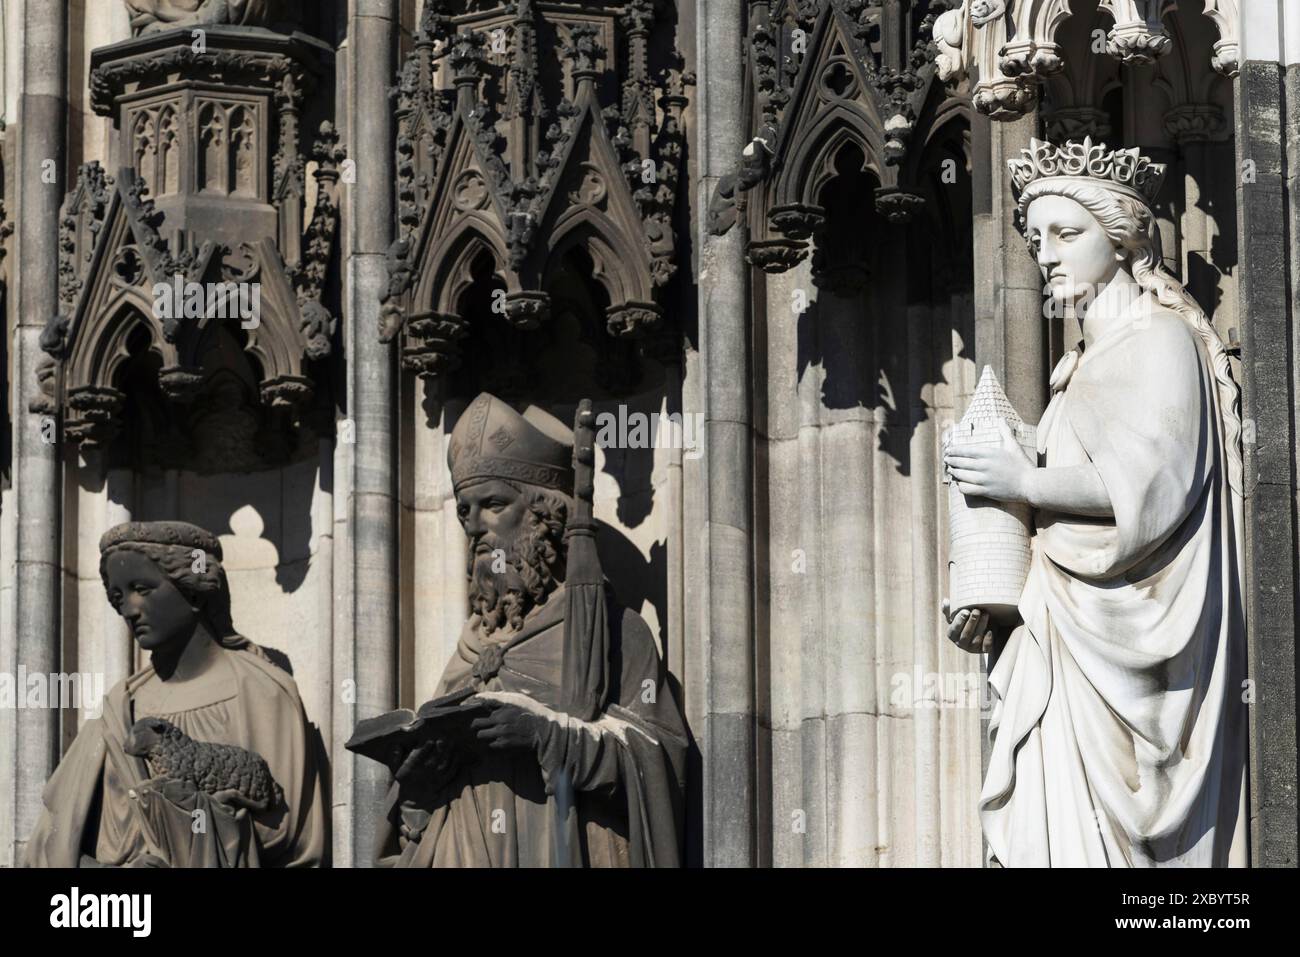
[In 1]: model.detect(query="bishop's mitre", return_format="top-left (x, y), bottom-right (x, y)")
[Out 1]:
top-left (447, 392), bottom-right (575, 495)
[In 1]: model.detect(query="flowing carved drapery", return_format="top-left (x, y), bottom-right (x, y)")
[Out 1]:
top-left (380, 0), bottom-right (692, 380)
top-left (123, 0), bottom-right (303, 36)
top-left (32, 25), bottom-right (342, 471)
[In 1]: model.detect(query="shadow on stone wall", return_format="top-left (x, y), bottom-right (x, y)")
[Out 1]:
top-left (796, 118), bottom-right (974, 477)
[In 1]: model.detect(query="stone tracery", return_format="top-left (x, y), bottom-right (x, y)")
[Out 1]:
top-left (709, 0), bottom-right (963, 284)
top-left (382, 0), bottom-right (692, 380)
top-left (33, 24), bottom-right (342, 469)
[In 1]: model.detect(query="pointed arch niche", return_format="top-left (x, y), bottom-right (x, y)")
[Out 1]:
top-left (37, 23), bottom-right (345, 741)
top-left (714, 0), bottom-right (984, 867)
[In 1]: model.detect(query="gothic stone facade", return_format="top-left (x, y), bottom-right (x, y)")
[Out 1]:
top-left (0, 0), bottom-right (1295, 867)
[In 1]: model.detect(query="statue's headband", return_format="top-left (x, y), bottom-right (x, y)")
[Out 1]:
top-left (99, 521), bottom-right (223, 559)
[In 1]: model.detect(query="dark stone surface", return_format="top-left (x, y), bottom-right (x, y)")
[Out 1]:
top-left (1236, 58), bottom-right (1299, 868)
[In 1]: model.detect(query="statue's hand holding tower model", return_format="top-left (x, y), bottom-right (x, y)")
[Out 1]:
top-left (942, 138), bottom-right (1248, 866)
top-left (943, 366), bottom-right (1036, 627)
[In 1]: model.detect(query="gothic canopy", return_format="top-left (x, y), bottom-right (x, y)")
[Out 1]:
top-left (33, 23), bottom-right (342, 471)
top-left (380, 0), bottom-right (692, 379)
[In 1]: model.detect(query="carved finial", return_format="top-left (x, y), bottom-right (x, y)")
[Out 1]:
top-left (312, 121), bottom-right (345, 179)
top-left (624, 0), bottom-right (656, 35)
top-left (417, 0), bottom-right (454, 46)
top-left (0, 200), bottom-right (12, 263)
top-left (450, 31), bottom-right (489, 85)
top-left (562, 23), bottom-right (605, 79)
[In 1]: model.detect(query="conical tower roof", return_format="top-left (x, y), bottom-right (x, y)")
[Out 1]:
top-left (958, 365), bottom-right (1024, 430)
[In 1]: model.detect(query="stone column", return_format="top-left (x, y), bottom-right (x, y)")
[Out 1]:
top-left (969, 108), bottom-right (1043, 821)
top-left (8, 0), bottom-right (66, 865)
top-left (690, 0), bottom-right (756, 867)
top-left (1236, 1), bottom-right (1300, 868)
top-left (971, 111), bottom-right (1047, 427)
top-left (334, 0), bottom-right (399, 868)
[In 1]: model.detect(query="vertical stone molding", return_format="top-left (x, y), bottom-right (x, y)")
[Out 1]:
top-left (1235, 0), bottom-right (1300, 868)
top-left (10, 0), bottom-right (67, 867)
top-left (335, 0), bottom-right (399, 869)
top-left (724, 0), bottom-right (984, 869)
top-left (690, 0), bottom-right (757, 870)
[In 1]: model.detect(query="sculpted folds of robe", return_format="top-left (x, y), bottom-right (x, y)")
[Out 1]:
top-left (981, 294), bottom-right (1249, 866)
top-left (377, 582), bottom-right (688, 867)
top-left (23, 646), bottom-right (326, 867)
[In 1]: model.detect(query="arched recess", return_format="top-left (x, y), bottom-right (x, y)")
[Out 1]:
top-left (546, 211), bottom-right (660, 339)
top-left (421, 220), bottom-right (509, 317)
top-left (69, 290), bottom-right (159, 392)
top-left (744, 0), bottom-right (983, 869)
top-left (401, 223), bottom-right (508, 382)
top-left (432, 236), bottom-right (655, 410)
top-left (775, 104), bottom-right (887, 213)
top-left (41, 167), bottom-right (337, 473)
top-left (807, 140), bottom-right (879, 299)
top-left (912, 100), bottom-right (975, 303)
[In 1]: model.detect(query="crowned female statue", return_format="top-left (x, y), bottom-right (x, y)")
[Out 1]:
top-left (23, 522), bottom-right (326, 867)
top-left (942, 138), bottom-right (1248, 866)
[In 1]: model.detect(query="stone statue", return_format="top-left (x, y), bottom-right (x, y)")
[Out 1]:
top-left (123, 0), bottom-right (297, 35)
top-left (942, 138), bottom-right (1247, 866)
top-left (706, 129), bottom-right (775, 237)
top-left (23, 522), bottom-right (326, 867)
top-left (364, 393), bottom-right (687, 867)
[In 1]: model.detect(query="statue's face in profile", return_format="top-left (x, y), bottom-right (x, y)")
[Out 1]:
top-left (104, 550), bottom-right (199, 652)
top-left (1025, 193), bottom-right (1122, 307)
top-left (456, 479), bottom-right (530, 571)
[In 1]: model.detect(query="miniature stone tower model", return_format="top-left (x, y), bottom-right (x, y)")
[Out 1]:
top-left (945, 366), bottom-right (1036, 622)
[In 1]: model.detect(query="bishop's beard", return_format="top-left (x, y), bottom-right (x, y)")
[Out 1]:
top-left (467, 515), bottom-right (564, 636)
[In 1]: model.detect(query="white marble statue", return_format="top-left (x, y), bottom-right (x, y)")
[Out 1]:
top-left (942, 138), bottom-right (1248, 866)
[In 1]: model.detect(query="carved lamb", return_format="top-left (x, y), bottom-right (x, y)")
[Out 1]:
top-left (125, 717), bottom-right (284, 812)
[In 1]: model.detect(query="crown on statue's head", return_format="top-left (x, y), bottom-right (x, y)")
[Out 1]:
top-left (1008, 137), bottom-right (1166, 208)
